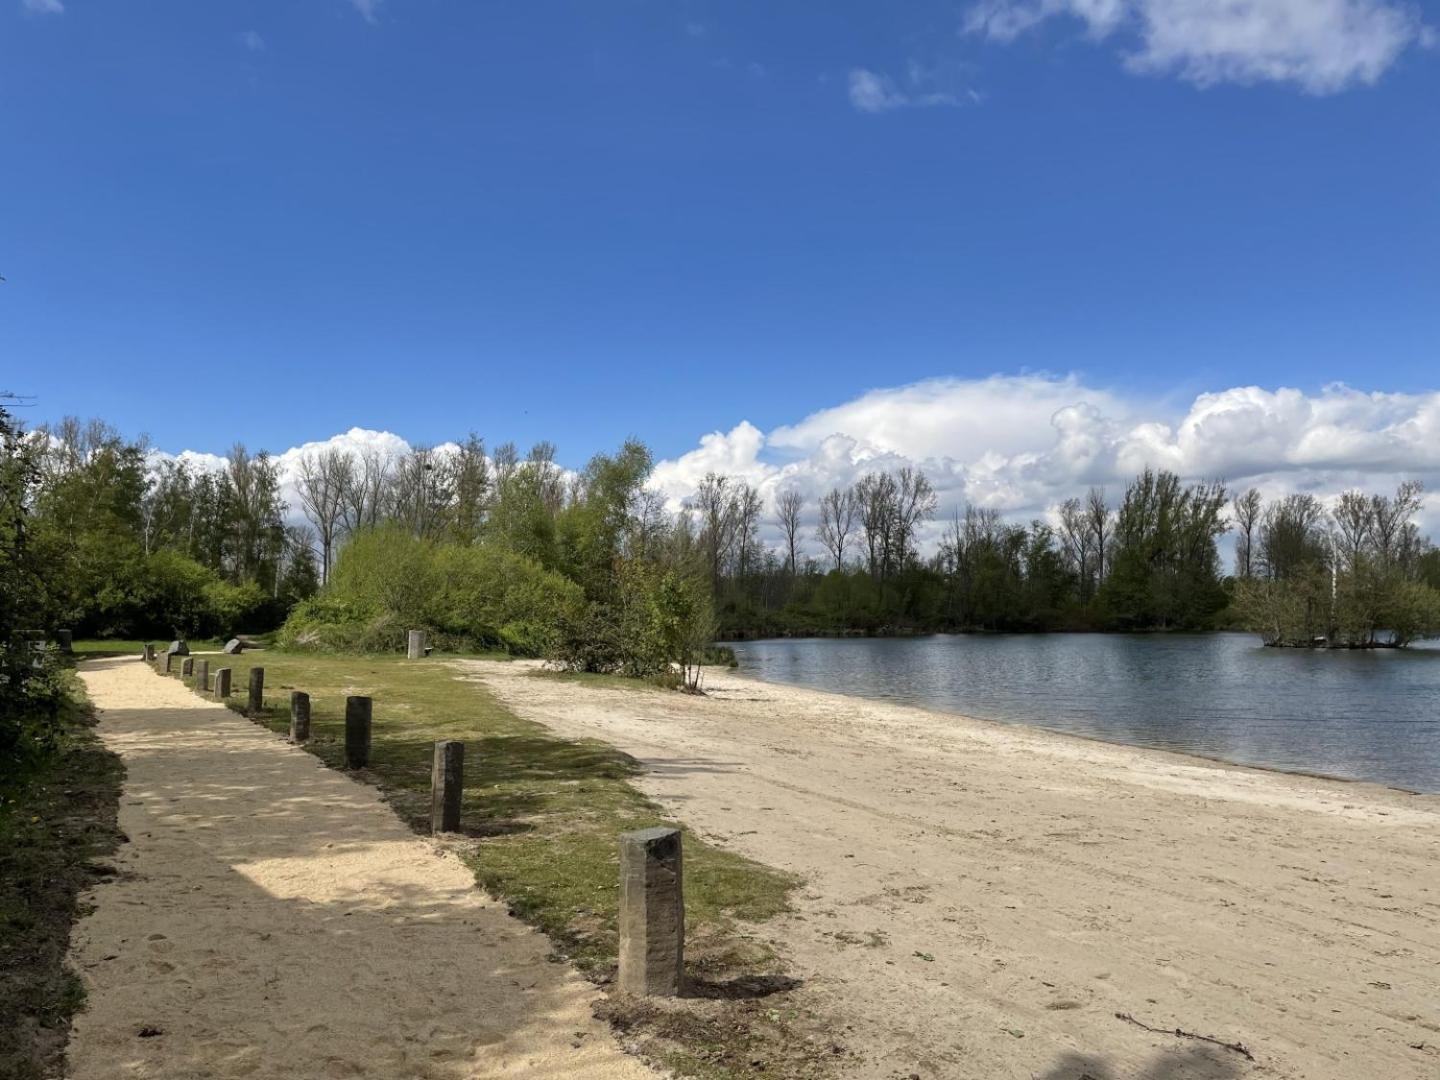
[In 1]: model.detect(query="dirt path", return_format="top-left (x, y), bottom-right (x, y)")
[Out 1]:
top-left (461, 661), bottom-right (1440, 1080)
top-left (67, 656), bottom-right (657, 1080)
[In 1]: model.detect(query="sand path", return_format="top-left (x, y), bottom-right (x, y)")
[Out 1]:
top-left (66, 656), bottom-right (657, 1080)
top-left (461, 660), bottom-right (1440, 1080)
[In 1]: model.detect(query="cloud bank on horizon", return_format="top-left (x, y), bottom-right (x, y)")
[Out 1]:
top-left (153, 375), bottom-right (1440, 553)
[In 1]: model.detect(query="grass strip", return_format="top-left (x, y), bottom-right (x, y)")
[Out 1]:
top-left (0, 673), bottom-right (125, 1080)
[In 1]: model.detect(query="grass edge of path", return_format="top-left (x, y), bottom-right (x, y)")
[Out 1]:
top-left (0, 670), bottom-right (125, 1080)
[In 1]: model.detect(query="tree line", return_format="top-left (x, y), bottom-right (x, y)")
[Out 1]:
top-left (699, 467), bottom-right (1439, 644)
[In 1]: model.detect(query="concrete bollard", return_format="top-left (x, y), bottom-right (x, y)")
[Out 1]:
top-left (56, 629), bottom-right (73, 654)
top-left (290, 691), bottom-right (311, 742)
top-left (407, 629), bottom-right (426, 660)
top-left (181, 657), bottom-right (194, 677)
top-left (247, 668), bottom-right (265, 716)
top-left (430, 740), bottom-right (464, 834)
top-left (617, 827), bottom-right (685, 997)
top-left (215, 668), bottom-right (231, 699)
top-left (195, 659), bottom-right (210, 694)
top-left (345, 696), bottom-right (372, 768)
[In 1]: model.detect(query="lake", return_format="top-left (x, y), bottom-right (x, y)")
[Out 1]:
top-left (725, 633), bottom-right (1440, 794)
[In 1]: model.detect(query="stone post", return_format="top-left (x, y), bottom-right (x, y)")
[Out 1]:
top-left (215, 668), bottom-right (232, 699)
top-left (247, 668), bottom-right (265, 716)
top-left (345, 696), bottom-right (372, 769)
top-left (617, 827), bottom-right (685, 997)
top-left (431, 740), bottom-right (464, 834)
top-left (290, 691), bottom-right (311, 742)
top-left (164, 653), bottom-right (174, 674)
top-left (407, 629), bottom-right (426, 660)
top-left (56, 629), bottom-right (73, 654)
top-left (195, 659), bottom-right (210, 694)
top-left (181, 657), bottom-right (194, 678)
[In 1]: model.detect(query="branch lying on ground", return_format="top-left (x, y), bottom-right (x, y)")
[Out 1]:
top-left (1114, 1012), bottom-right (1256, 1062)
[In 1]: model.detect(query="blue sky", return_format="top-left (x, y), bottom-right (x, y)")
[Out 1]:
top-left (2, 0), bottom-right (1437, 497)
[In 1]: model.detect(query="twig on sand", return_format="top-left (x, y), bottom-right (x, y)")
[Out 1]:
top-left (1114, 1012), bottom-right (1256, 1062)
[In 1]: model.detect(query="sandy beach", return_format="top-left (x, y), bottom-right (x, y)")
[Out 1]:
top-left (67, 657), bottom-right (657, 1080)
top-left (460, 660), bottom-right (1440, 1080)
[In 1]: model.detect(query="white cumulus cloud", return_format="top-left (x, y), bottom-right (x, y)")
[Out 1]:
top-left (965, 0), bottom-right (1431, 93)
top-left (648, 376), bottom-right (1440, 554)
top-left (149, 378), bottom-right (1440, 559)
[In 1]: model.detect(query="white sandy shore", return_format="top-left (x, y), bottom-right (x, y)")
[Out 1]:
top-left (460, 660), bottom-right (1440, 1080)
top-left (67, 657), bottom-right (657, 1080)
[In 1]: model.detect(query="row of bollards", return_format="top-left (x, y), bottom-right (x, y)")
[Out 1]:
top-left (142, 635), bottom-right (686, 998)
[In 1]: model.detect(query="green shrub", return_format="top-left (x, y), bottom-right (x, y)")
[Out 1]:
top-left (279, 528), bottom-right (584, 657)
top-left (430, 545), bottom-right (584, 654)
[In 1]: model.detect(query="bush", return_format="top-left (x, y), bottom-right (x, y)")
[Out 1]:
top-left (431, 545), bottom-right (584, 654)
top-left (278, 527), bottom-right (585, 657)
top-left (0, 646), bottom-right (70, 761)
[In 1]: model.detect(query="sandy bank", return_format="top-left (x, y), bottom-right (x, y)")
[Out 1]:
top-left (459, 660), bottom-right (1440, 1080)
top-left (67, 657), bottom-right (657, 1080)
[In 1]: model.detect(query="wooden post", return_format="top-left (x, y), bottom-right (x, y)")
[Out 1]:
top-left (164, 653), bottom-right (174, 674)
top-left (617, 827), bottom-right (685, 997)
top-left (430, 740), bottom-right (464, 834)
top-left (290, 691), bottom-right (311, 742)
top-left (195, 659), bottom-right (210, 694)
top-left (142, 643), bottom-right (155, 663)
top-left (181, 657), bottom-right (194, 678)
top-left (247, 667), bottom-right (265, 716)
top-left (345, 696), bottom-right (372, 769)
top-left (215, 668), bottom-right (232, 699)
top-left (407, 629), bottom-right (426, 660)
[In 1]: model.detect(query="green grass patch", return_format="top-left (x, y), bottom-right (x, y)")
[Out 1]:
top-left (71, 638), bottom-right (225, 658)
top-left (0, 672), bottom-right (125, 1080)
top-left (154, 652), bottom-right (794, 975)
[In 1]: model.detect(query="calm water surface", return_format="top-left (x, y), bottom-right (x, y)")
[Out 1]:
top-left (725, 633), bottom-right (1440, 793)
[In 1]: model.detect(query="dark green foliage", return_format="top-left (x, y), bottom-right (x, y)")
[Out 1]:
top-left (14, 420), bottom-right (310, 641)
top-left (716, 469), bottom-right (1235, 637)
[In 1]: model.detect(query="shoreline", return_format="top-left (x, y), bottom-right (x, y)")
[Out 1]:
top-left (721, 664), bottom-right (1436, 799)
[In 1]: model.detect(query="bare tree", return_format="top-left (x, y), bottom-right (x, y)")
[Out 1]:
top-left (1371, 480), bottom-right (1424, 568)
top-left (1058, 497), bottom-right (1093, 598)
top-left (296, 447), bottom-right (354, 584)
top-left (815, 486), bottom-right (856, 570)
top-left (1329, 490), bottom-right (1370, 575)
top-left (341, 446), bottom-right (392, 533)
top-left (733, 482), bottom-right (763, 579)
top-left (694, 473), bottom-right (738, 590)
top-left (776, 488), bottom-right (805, 574)
top-left (391, 445), bottom-right (457, 538)
top-left (854, 473), bottom-right (897, 579)
top-left (892, 467), bottom-right (937, 569)
top-left (1085, 487), bottom-right (1111, 585)
top-left (528, 440), bottom-right (566, 512)
top-left (1232, 487), bottom-right (1263, 579)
